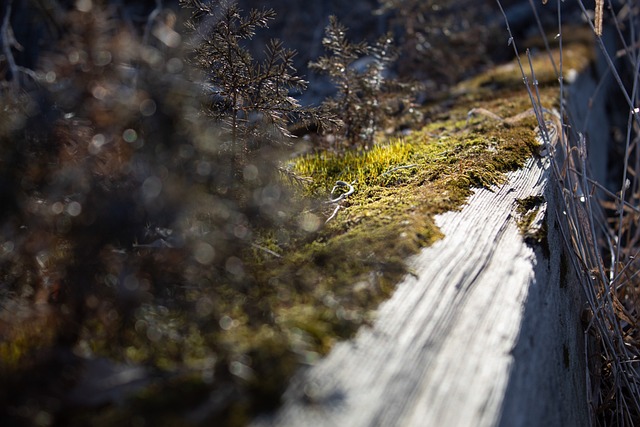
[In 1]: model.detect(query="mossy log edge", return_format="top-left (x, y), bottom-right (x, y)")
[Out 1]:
top-left (253, 155), bottom-right (589, 427)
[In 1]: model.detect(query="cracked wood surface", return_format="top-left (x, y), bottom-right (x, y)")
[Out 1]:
top-left (254, 155), bottom-right (589, 427)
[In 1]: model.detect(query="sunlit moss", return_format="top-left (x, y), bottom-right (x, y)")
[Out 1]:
top-left (0, 40), bottom-right (592, 427)
top-left (242, 74), bottom-right (559, 372)
top-left (188, 45), bottom-right (585, 425)
top-left (457, 30), bottom-right (593, 98)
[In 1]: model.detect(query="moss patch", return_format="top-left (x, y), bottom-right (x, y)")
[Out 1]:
top-left (0, 42), bottom-right (592, 426)
top-left (237, 50), bottom-right (566, 407)
top-left (456, 30), bottom-right (593, 99)
top-left (515, 195), bottom-right (547, 239)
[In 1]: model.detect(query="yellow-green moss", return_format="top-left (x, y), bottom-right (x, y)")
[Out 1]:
top-left (456, 30), bottom-right (593, 98)
top-left (244, 75), bottom-right (560, 367)
top-left (212, 43), bottom-right (591, 424)
top-left (515, 195), bottom-right (547, 243)
top-left (17, 41), bottom-right (593, 427)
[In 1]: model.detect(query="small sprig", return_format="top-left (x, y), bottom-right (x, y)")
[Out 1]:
top-left (182, 0), bottom-right (324, 170)
top-left (310, 16), bottom-right (417, 149)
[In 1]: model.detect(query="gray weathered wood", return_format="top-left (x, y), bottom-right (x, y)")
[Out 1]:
top-left (253, 155), bottom-right (589, 427)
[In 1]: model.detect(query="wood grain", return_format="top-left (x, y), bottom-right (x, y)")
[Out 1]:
top-left (253, 156), bottom-right (589, 427)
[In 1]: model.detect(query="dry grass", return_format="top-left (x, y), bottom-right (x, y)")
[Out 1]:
top-left (497, 0), bottom-right (640, 425)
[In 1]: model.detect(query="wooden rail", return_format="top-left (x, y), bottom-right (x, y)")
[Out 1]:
top-left (254, 155), bottom-right (589, 427)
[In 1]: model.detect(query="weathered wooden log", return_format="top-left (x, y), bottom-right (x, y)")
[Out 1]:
top-left (253, 153), bottom-right (590, 426)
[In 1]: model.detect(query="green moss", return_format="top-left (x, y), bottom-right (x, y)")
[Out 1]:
top-left (515, 195), bottom-right (549, 246)
top-left (249, 81), bottom-right (555, 360)
top-left (457, 37), bottom-right (593, 97)
top-left (27, 43), bottom-right (591, 426)
top-left (217, 46), bottom-right (581, 422)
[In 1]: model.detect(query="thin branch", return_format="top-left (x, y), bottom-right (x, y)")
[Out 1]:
top-left (327, 180), bottom-right (355, 203)
top-left (324, 180), bottom-right (355, 223)
top-left (251, 243), bottom-right (282, 258)
top-left (325, 204), bottom-right (342, 223)
top-left (1, 0), bottom-right (37, 89)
